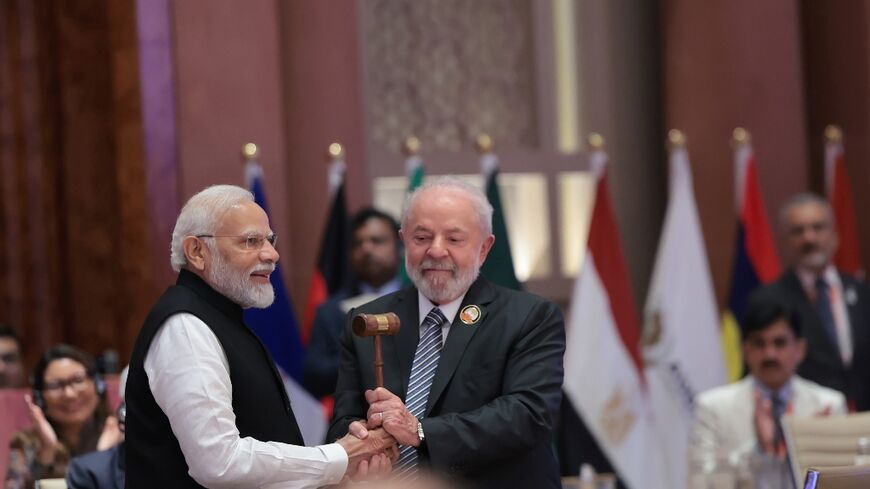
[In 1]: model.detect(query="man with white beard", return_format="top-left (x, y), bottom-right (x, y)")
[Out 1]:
top-left (327, 177), bottom-right (565, 489)
top-left (125, 185), bottom-right (396, 488)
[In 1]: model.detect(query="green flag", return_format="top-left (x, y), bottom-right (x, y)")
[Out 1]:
top-left (400, 154), bottom-right (424, 283)
top-left (479, 154), bottom-right (522, 290)
top-left (407, 155), bottom-right (424, 193)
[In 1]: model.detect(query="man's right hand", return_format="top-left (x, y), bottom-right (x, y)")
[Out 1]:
top-left (337, 426), bottom-right (397, 477)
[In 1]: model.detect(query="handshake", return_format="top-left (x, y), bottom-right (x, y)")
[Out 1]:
top-left (335, 387), bottom-right (423, 479)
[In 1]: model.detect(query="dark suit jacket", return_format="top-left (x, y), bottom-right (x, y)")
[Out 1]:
top-left (756, 270), bottom-right (870, 410)
top-left (303, 288), bottom-right (357, 398)
top-left (66, 442), bottom-right (124, 489)
top-left (327, 277), bottom-right (565, 489)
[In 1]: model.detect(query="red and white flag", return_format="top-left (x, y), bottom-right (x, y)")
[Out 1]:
top-left (563, 146), bottom-right (665, 488)
top-left (825, 126), bottom-right (863, 278)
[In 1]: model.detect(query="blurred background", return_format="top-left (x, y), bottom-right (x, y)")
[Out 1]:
top-left (1, 0), bottom-right (868, 382)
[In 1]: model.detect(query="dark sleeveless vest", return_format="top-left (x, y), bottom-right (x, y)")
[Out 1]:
top-left (125, 270), bottom-right (304, 488)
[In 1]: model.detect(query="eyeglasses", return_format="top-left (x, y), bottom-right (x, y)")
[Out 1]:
top-left (42, 372), bottom-right (92, 396)
top-left (196, 233), bottom-right (278, 251)
top-left (0, 352), bottom-right (19, 364)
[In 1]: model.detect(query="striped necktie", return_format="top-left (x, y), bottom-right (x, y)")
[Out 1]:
top-left (395, 307), bottom-right (448, 474)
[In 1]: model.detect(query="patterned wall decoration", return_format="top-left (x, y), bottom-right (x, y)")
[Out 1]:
top-left (362, 0), bottom-right (538, 152)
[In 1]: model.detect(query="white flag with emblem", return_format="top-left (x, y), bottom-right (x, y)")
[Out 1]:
top-left (643, 137), bottom-right (726, 488)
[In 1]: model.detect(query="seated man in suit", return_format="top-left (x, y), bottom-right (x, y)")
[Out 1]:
top-left (689, 295), bottom-right (846, 488)
top-left (327, 177), bottom-right (565, 489)
top-left (760, 193), bottom-right (870, 410)
top-left (304, 208), bottom-right (402, 398)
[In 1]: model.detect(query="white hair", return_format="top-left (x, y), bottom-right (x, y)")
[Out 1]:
top-left (401, 176), bottom-right (493, 235)
top-left (170, 185), bottom-right (254, 272)
top-left (778, 192), bottom-right (835, 231)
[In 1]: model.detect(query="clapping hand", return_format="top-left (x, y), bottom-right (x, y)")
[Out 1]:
top-left (752, 390), bottom-right (785, 459)
top-left (97, 415), bottom-right (123, 450)
top-left (24, 394), bottom-right (58, 464)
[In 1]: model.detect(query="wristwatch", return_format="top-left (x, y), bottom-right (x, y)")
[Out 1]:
top-left (416, 421), bottom-right (425, 443)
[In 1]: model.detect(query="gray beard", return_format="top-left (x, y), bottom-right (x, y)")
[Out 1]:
top-left (407, 256), bottom-right (480, 304)
top-left (207, 251), bottom-right (275, 309)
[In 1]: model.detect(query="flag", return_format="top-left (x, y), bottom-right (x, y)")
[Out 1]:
top-left (301, 155), bottom-right (350, 344)
top-left (406, 150), bottom-right (424, 193)
top-left (643, 134), bottom-right (726, 488)
top-left (398, 147), bottom-right (425, 283)
top-left (479, 150), bottom-right (521, 290)
top-left (563, 143), bottom-right (666, 489)
top-left (244, 160), bottom-right (326, 445)
top-left (824, 126), bottom-right (864, 278)
top-left (722, 131), bottom-right (780, 381)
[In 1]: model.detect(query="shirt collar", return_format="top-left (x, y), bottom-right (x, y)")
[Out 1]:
top-left (417, 290), bottom-right (466, 327)
top-left (752, 375), bottom-right (794, 404)
top-left (796, 264), bottom-right (841, 293)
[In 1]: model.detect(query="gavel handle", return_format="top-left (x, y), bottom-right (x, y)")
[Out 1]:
top-left (374, 335), bottom-right (384, 388)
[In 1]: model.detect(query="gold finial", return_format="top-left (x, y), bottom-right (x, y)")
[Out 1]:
top-left (328, 142), bottom-right (344, 160)
top-left (402, 136), bottom-right (421, 156)
top-left (474, 133), bottom-right (494, 154)
top-left (732, 127), bottom-right (751, 146)
top-left (242, 142), bottom-right (258, 161)
top-left (667, 129), bottom-right (687, 149)
top-left (824, 124), bottom-right (843, 143)
top-left (587, 132), bottom-right (605, 150)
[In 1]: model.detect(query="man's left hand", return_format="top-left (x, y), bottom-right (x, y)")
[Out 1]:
top-left (365, 387), bottom-right (420, 447)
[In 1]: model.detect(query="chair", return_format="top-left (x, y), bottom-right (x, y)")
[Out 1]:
top-left (34, 479), bottom-right (67, 489)
top-left (783, 411), bottom-right (870, 484)
top-left (802, 465), bottom-right (870, 489)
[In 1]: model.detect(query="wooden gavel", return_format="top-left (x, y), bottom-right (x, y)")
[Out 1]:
top-left (352, 312), bottom-right (401, 387)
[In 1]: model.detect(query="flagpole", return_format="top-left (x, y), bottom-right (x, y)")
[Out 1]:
top-left (476, 133), bottom-right (497, 178)
top-left (327, 141), bottom-right (345, 196)
top-left (475, 133), bottom-right (493, 153)
top-left (824, 124), bottom-right (842, 196)
top-left (731, 127), bottom-right (751, 213)
top-left (667, 128), bottom-right (686, 149)
top-left (402, 136), bottom-right (420, 156)
top-left (587, 131), bottom-right (605, 150)
top-left (403, 136), bottom-right (423, 194)
top-left (824, 124), bottom-right (843, 142)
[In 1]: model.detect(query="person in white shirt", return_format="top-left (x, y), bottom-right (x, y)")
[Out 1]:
top-left (759, 193), bottom-right (870, 411)
top-left (690, 296), bottom-right (846, 488)
top-left (125, 185), bottom-right (396, 488)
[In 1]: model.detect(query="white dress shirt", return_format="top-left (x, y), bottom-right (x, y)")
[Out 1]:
top-left (144, 312), bottom-right (347, 488)
top-left (416, 291), bottom-right (466, 342)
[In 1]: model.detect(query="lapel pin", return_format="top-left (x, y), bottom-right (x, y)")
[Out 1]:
top-left (459, 305), bottom-right (482, 325)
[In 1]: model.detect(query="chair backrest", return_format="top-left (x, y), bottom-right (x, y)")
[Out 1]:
top-left (34, 479), bottom-right (67, 489)
top-left (803, 465), bottom-right (870, 489)
top-left (783, 411), bottom-right (870, 484)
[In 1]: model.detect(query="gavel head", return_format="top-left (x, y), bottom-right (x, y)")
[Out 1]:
top-left (352, 313), bottom-right (401, 337)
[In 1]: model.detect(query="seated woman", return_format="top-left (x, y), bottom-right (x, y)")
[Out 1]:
top-left (4, 345), bottom-right (121, 488)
